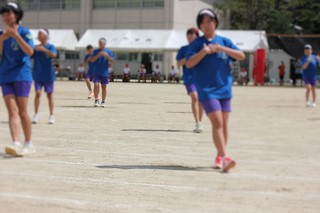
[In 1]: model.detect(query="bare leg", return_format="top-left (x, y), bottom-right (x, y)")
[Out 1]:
top-left (208, 111), bottom-right (226, 157)
top-left (4, 95), bottom-right (21, 142)
top-left (34, 90), bottom-right (41, 114)
top-left (16, 97), bottom-right (32, 142)
top-left (306, 84), bottom-right (311, 102)
top-left (311, 86), bottom-right (317, 103)
top-left (190, 92), bottom-right (201, 123)
top-left (85, 79), bottom-right (92, 92)
top-left (47, 93), bottom-right (54, 115)
top-left (94, 82), bottom-right (100, 99)
top-left (222, 112), bottom-right (230, 146)
top-left (101, 84), bottom-right (107, 101)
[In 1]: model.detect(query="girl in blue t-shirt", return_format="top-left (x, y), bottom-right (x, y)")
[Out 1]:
top-left (186, 9), bottom-right (246, 172)
top-left (84, 45), bottom-right (95, 99)
top-left (32, 29), bottom-right (57, 125)
top-left (0, 2), bottom-right (35, 157)
top-left (301, 44), bottom-right (320, 108)
top-left (176, 28), bottom-right (204, 133)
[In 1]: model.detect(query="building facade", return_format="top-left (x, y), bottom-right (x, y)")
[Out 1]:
top-left (1, 0), bottom-right (226, 76)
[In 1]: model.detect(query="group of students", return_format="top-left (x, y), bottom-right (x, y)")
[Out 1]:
top-left (0, 2), bottom-right (57, 157)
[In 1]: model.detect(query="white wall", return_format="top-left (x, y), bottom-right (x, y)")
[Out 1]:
top-left (267, 49), bottom-right (293, 82)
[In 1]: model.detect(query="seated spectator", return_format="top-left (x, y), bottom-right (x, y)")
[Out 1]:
top-left (138, 64), bottom-right (147, 83)
top-left (77, 63), bottom-right (85, 81)
top-left (109, 63), bottom-right (114, 82)
top-left (168, 65), bottom-right (179, 83)
top-left (151, 64), bottom-right (161, 83)
top-left (123, 63), bottom-right (131, 82)
top-left (239, 67), bottom-right (249, 85)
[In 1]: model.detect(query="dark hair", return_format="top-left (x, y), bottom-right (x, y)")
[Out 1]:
top-left (86, 45), bottom-right (93, 50)
top-left (187, 28), bottom-right (199, 37)
top-left (196, 8), bottom-right (219, 29)
top-left (0, 2), bottom-right (24, 24)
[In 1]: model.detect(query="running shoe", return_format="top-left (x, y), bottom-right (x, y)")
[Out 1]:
top-left (215, 156), bottom-right (222, 169)
top-left (32, 114), bottom-right (39, 124)
top-left (88, 91), bottom-right (94, 99)
top-left (101, 101), bottom-right (106, 108)
top-left (311, 102), bottom-right (317, 108)
top-left (194, 122), bottom-right (204, 133)
top-left (306, 102), bottom-right (312, 107)
top-left (5, 142), bottom-right (23, 157)
top-left (94, 100), bottom-right (100, 107)
top-left (222, 156), bottom-right (236, 173)
top-left (49, 115), bottom-right (55, 124)
top-left (21, 143), bottom-right (36, 155)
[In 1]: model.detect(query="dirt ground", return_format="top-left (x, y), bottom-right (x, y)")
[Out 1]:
top-left (0, 81), bottom-right (319, 213)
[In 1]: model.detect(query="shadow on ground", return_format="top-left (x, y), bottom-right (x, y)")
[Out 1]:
top-left (96, 164), bottom-right (215, 172)
top-left (121, 129), bottom-right (190, 133)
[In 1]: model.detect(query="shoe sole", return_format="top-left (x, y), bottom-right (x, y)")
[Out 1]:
top-left (5, 147), bottom-right (23, 157)
top-left (223, 160), bottom-right (236, 173)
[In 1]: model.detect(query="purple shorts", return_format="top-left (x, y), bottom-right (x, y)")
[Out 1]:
top-left (35, 81), bottom-right (54, 93)
top-left (1, 82), bottom-right (32, 97)
top-left (86, 73), bottom-right (93, 81)
top-left (93, 76), bottom-right (109, 85)
top-left (304, 77), bottom-right (317, 87)
top-left (201, 98), bottom-right (232, 114)
top-left (185, 84), bottom-right (197, 94)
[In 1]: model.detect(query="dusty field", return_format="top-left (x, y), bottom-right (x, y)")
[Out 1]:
top-left (0, 81), bottom-right (319, 213)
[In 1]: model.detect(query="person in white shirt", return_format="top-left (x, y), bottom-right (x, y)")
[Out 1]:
top-left (168, 65), bottom-right (179, 83)
top-left (108, 63), bottom-right (114, 82)
top-left (122, 63), bottom-right (131, 82)
top-left (239, 67), bottom-right (248, 85)
top-left (138, 64), bottom-right (147, 83)
top-left (77, 63), bottom-right (85, 81)
top-left (152, 64), bottom-right (161, 83)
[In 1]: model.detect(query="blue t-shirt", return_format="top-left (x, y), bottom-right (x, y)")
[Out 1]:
top-left (84, 54), bottom-right (94, 76)
top-left (186, 35), bottom-right (239, 101)
top-left (0, 26), bottom-right (35, 84)
top-left (92, 48), bottom-right (114, 77)
top-left (301, 55), bottom-right (319, 79)
top-left (176, 45), bottom-right (194, 85)
top-left (33, 43), bottom-right (57, 82)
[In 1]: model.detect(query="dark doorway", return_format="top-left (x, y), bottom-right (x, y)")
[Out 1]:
top-left (141, 52), bottom-right (152, 74)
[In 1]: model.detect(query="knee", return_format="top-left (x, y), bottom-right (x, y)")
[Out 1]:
top-left (35, 91), bottom-right (41, 98)
top-left (19, 109), bottom-right (28, 118)
top-left (47, 93), bottom-right (53, 99)
top-left (8, 107), bottom-right (19, 118)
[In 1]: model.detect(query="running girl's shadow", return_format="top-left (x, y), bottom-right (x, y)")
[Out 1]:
top-left (96, 164), bottom-right (214, 172)
top-left (122, 129), bottom-right (190, 133)
top-left (0, 153), bottom-right (16, 159)
top-left (58, 105), bottom-right (115, 109)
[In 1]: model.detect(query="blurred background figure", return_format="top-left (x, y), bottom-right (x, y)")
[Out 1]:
top-left (278, 61), bottom-right (285, 86)
top-left (77, 63), bottom-right (85, 81)
top-left (122, 63), bottom-right (131, 82)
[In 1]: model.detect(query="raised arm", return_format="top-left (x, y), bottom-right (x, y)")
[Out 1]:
top-left (186, 44), bottom-right (211, 68)
top-left (36, 45), bottom-right (56, 58)
top-left (7, 27), bottom-right (34, 56)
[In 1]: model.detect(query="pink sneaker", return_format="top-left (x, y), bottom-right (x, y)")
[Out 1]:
top-left (215, 156), bottom-right (222, 169)
top-left (88, 92), bottom-right (94, 99)
top-left (222, 156), bottom-right (236, 172)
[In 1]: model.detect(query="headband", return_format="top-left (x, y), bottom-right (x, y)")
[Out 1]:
top-left (39, 29), bottom-right (49, 37)
top-left (99, 38), bottom-right (106, 43)
top-left (200, 9), bottom-right (215, 18)
top-left (8, 2), bottom-right (18, 9)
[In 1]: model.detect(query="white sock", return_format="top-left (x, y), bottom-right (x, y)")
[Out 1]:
top-left (13, 141), bottom-right (21, 146)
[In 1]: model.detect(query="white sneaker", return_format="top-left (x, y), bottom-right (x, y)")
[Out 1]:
top-left (5, 142), bottom-right (23, 157)
top-left (94, 100), bottom-right (99, 107)
top-left (306, 102), bottom-right (312, 107)
top-left (101, 101), bottom-right (106, 108)
top-left (311, 102), bottom-right (317, 108)
top-left (194, 122), bottom-right (204, 133)
top-left (32, 114), bottom-right (39, 124)
top-left (21, 143), bottom-right (36, 155)
top-left (48, 115), bottom-right (55, 124)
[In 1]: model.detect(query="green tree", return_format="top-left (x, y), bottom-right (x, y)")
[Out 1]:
top-left (215, 0), bottom-right (293, 33)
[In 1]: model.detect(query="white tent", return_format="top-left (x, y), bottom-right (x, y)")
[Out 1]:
top-left (30, 29), bottom-right (78, 51)
top-left (76, 29), bottom-right (269, 52)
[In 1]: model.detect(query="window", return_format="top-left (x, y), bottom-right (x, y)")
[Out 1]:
top-left (93, 0), bottom-right (116, 9)
top-left (20, 0), bottom-right (39, 10)
top-left (65, 51), bottom-right (79, 60)
top-left (116, 52), bottom-right (129, 61)
top-left (40, 0), bottom-right (61, 10)
top-left (153, 53), bottom-right (163, 61)
top-left (117, 0), bottom-right (141, 8)
top-left (129, 52), bottom-right (139, 62)
top-left (63, 0), bottom-right (80, 9)
top-left (142, 0), bottom-right (164, 8)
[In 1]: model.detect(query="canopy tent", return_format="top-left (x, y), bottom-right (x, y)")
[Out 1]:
top-left (30, 29), bottom-right (78, 51)
top-left (76, 29), bottom-right (269, 52)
